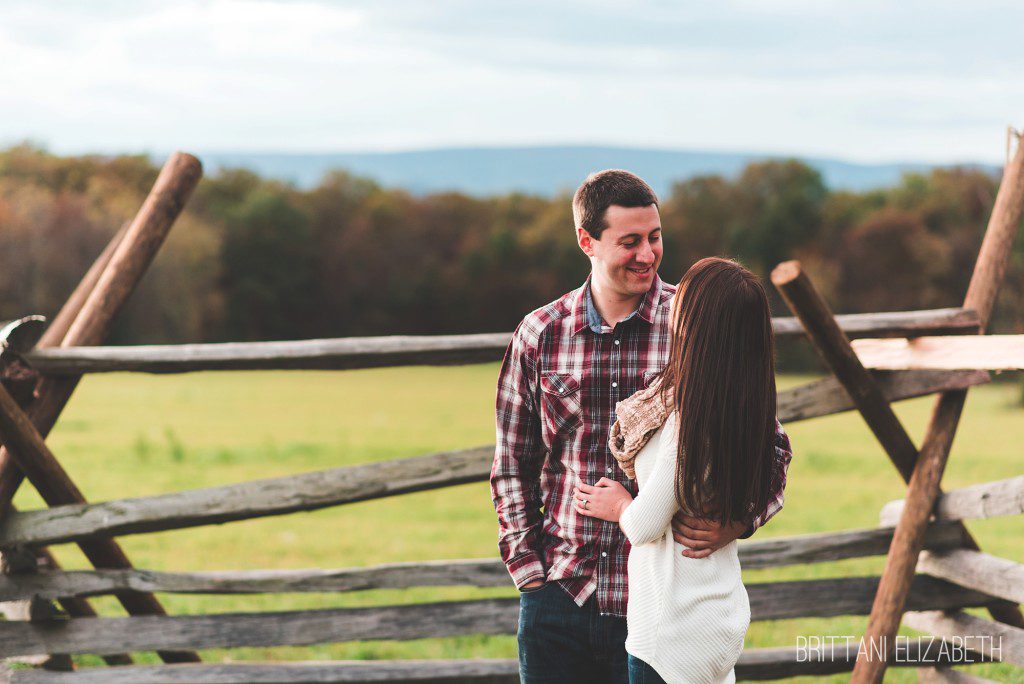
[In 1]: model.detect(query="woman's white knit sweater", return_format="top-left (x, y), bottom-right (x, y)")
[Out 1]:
top-left (619, 411), bottom-right (750, 684)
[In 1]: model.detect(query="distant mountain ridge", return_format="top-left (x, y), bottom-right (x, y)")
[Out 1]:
top-left (196, 145), bottom-right (995, 197)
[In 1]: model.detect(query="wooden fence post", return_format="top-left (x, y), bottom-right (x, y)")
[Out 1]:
top-left (35, 222), bottom-right (130, 350)
top-left (0, 152), bottom-right (202, 511)
top-left (770, 261), bottom-right (922, 480)
top-left (0, 152), bottom-right (203, 665)
top-left (0, 546), bottom-right (73, 672)
top-left (851, 129), bottom-right (1024, 682)
top-left (770, 262), bottom-right (1024, 638)
top-left (0, 320), bottom-right (132, 666)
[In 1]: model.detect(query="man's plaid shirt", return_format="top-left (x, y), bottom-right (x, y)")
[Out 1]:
top-left (490, 275), bottom-right (794, 617)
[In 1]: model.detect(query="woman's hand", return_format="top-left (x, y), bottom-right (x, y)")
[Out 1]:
top-left (573, 478), bottom-right (633, 522)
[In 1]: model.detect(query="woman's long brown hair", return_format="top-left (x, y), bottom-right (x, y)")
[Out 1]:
top-left (659, 257), bottom-right (778, 528)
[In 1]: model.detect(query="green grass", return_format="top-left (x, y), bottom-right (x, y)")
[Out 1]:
top-left (11, 368), bottom-right (1024, 682)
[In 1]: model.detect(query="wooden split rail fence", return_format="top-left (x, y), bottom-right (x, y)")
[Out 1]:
top-left (0, 134), bottom-right (1023, 682)
top-left (0, 314), bottom-right (1020, 681)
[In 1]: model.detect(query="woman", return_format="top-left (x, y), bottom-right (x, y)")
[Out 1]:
top-left (574, 257), bottom-right (788, 684)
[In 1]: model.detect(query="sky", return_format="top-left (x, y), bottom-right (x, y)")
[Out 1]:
top-left (2, 0), bottom-right (1022, 163)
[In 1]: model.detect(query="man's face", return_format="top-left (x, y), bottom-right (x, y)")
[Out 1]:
top-left (578, 204), bottom-right (663, 298)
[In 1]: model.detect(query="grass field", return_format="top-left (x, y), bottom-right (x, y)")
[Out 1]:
top-left (11, 367), bottom-right (1023, 682)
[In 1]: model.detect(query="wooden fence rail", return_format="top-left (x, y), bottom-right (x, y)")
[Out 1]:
top-left (915, 549), bottom-right (1024, 605)
top-left (778, 370), bottom-right (987, 423)
top-left (904, 610), bottom-right (1024, 667)
top-left (0, 369), bottom-right (988, 548)
top-left (0, 446), bottom-right (494, 547)
top-left (0, 523), bottom-right (969, 602)
top-left (1, 641), bottom-right (996, 684)
top-left (852, 335), bottom-right (1024, 371)
top-left (879, 475), bottom-right (1024, 524)
top-left (22, 308), bottom-right (980, 375)
top-left (0, 577), bottom-right (1004, 658)
top-left (0, 457), bottom-right (980, 553)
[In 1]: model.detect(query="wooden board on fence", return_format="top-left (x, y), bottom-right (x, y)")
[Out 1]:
top-left (2, 640), bottom-right (997, 684)
top-left (917, 668), bottom-right (999, 684)
top-left (0, 446), bottom-right (495, 547)
top-left (904, 610), bottom-right (1024, 666)
top-left (916, 549), bottom-right (1024, 605)
top-left (22, 308), bottom-right (981, 375)
top-left (26, 333), bottom-right (514, 374)
top-left (852, 335), bottom-right (1024, 371)
top-left (776, 370), bottom-right (987, 423)
top-left (5, 660), bottom-right (519, 683)
top-left (0, 522), bottom-right (970, 602)
top-left (0, 370), bottom-right (986, 559)
top-left (0, 577), bottom-right (1004, 658)
top-left (745, 575), bottom-right (1001, 622)
top-left (880, 475), bottom-right (1024, 525)
top-left (738, 521), bottom-right (966, 572)
top-left (0, 452), bottom-right (973, 551)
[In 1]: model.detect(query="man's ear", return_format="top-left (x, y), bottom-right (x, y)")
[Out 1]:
top-left (577, 227), bottom-right (596, 257)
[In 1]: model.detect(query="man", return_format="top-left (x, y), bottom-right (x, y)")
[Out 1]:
top-left (490, 170), bottom-right (793, 683)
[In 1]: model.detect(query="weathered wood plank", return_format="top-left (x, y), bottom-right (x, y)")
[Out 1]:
top-left (917, 668), bottom-right (998, 684)
top-left (0, 523), bottom-right (970, 601)
top-left (0, 558), bottom-right (514, 601)
top-left (2, 547), bottom-right (86, 671)
top-left (0, 577), bottom-right (1003, 657)
top-left (1, 642), bottom-right (997, 683)
top-left (6, 660), bottom-right (522, 684)
top-left (739, 521), bottom-right (967, 571)
top-left (0, 443), bottom-right (971, 549)
top-left (745, 575), bottom-right (1001, 622)
top-left (916, 549), bottom-right (1024, 605)
top-left (880, 475), bottom-right (1024, 524)
top-left (26, 334), bottom-right (512, 375)
top-left (852, 335), bottom-right (1024, 371)
top-left (23, 308), bottom-right (980, 376)
top-left (0, 598), bottom-right (521, 658)
top-left (904, 610), bottom-right (1024, 666)
top-left (776, 309), bottom-right (980, 340)
top-left (0, 447), bottom-right (494, 547)
top-left (735, 640), bottom-right (991, 681)
top-left (776, 370), bottom-right (988, 424)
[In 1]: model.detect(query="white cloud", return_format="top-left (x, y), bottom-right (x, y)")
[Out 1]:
top-left (0, 1), bottom-right (1021, 162)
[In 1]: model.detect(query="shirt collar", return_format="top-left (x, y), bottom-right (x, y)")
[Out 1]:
top-left (571, 274), bottom-right (663, 336)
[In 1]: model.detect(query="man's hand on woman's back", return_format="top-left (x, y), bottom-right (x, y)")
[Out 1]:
top-left (671, 513), bottom-right (747, 558)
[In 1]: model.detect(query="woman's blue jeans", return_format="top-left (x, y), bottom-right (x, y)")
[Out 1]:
top-left (627, 653), bottom-right (668, 683)
top-left (517, 581), bottom-right (629, 684)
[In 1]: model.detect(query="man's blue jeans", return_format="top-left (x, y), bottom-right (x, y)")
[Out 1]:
top-left (517, 581), bottom-right (629, 684)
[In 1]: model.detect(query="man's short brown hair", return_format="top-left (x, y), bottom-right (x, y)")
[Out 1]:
top-left (572, 169), bottom-right (658, 239)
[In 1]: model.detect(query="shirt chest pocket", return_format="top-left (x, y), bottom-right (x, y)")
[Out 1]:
top-left (539, 372), bottom-right (583, 444)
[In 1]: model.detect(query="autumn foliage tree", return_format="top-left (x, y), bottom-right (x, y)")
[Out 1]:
top-left (1, 145), bottom-right (1019, 358)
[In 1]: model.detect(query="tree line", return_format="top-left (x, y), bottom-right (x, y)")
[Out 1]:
top-left (1, 144), bottom-right (1021, 358)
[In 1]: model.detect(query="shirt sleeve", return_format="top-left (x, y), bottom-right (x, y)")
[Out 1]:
top-left (490, 322), bottom-right (547, 588)
top-left (618, 415), bottom-right (681, 546)
top-left (738, 418), bottom-right (794, 539)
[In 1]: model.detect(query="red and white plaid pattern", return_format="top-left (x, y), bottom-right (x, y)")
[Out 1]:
top-left (491, 275), bottom-right (793, 617)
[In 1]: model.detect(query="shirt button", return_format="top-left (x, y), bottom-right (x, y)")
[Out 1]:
top-left (606, 467), bottom-right (613, 475)
top-left (601, 552), bottom-right (608, 558)
top-left (614, 339), bottom-right (620, 346)
top-left (611, 382), bottom-right (618, 388)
